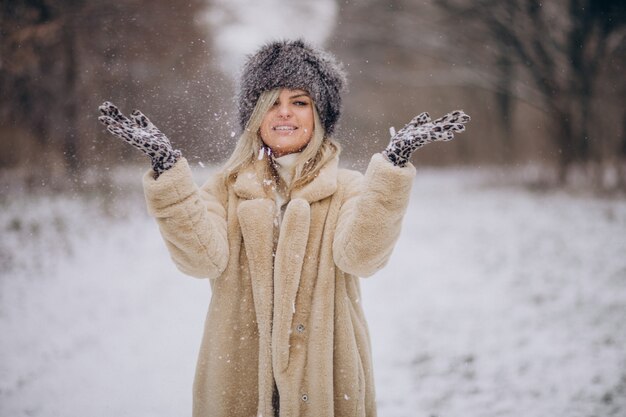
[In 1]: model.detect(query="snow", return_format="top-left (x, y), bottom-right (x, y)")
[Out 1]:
top-left (1, 166), bottom-right (625, 416)
top-left (364, 170), bottom-right (626, 416)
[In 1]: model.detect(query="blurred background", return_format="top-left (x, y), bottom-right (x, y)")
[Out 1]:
top-left (1, 0), bottom-right (625, 189)
top-left (1, 1), bottom-right (626, 417)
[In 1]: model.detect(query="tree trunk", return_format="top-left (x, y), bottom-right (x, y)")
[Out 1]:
top-left (554, 109), bottom-right (575, 185)
top-left (496, 52), bottom-right (515, 162)
top-left (62, 15), bottom-right (79, 175)
top-left (618, 111), bottom-right (626, 190)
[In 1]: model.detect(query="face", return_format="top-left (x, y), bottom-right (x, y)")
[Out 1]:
top-left (259, 88), bottom-right (314, 157)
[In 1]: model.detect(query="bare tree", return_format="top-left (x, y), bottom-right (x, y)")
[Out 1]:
top-left (330, 0), bottom-right (538, 167)
top-left (434, 0), bottom-right (626, 183)
top-left (1, 0), bottom-right (227, 185)
top-left (330, 0), bottom-right (625, 186)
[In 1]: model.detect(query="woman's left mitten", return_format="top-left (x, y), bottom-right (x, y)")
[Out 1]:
top-left (98, 101), bottom-right (181, 177)
top-left (383, 110), bottom-right (471, 167)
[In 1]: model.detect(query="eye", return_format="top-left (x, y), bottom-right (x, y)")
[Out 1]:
top-left (294, 100), bottom-right (310, 106)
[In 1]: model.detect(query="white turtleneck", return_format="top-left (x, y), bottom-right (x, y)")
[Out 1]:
top-left (273, 152), bottom-right (299, 185)
top-left (272, 152), bottom-right (299, 225)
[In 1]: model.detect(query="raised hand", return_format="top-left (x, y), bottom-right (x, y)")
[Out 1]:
top-left (383, 110), bottom-right (471, 167)
top-left (98, 101), bottom-right (181, 178)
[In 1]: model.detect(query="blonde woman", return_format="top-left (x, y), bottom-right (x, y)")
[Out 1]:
top-left (98, 39), bottom-right (470, 417)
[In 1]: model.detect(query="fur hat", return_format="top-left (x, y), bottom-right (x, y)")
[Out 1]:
top-left (237, 39), bottom-right (347, 138)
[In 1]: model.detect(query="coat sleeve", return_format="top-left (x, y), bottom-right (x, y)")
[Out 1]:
top-left (143, 158), bottom-right (229, 279)
top-left (333, 153), bottom-right (416, 277)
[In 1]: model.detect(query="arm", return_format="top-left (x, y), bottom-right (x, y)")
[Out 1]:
top-left (97, 101), bottom-right (228, 278)
top-left (334, 109), bottom-right (471, 277)
top-left (143, 158), bottom-right (229, 279)
top-left (333, 153), bottom-right (415, 277)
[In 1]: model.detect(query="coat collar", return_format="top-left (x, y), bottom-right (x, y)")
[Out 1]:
top-left (233, 154), bottom-right (339, 203)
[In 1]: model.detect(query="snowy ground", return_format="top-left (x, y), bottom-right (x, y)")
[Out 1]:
top-left (1, 165), bottom-right (625, 417)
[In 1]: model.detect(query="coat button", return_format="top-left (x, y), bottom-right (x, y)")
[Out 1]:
top-left (301, 393), bottom-right (309, 402)
top-left (296, 323), bottom-right (305, 333)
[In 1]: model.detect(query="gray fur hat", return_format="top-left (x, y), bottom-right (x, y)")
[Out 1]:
top-left (237, 39), bottom-right (347, 138)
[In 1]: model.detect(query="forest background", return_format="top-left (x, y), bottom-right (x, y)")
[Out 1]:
top-left (1, 0), bottom-right (625, 191)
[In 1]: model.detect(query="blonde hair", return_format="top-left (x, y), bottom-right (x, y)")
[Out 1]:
top-left (221, 89), bottom-right (341, 191)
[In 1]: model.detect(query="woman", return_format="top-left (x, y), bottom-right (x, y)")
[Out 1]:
top-left (98, 39), bottom-right (470, 417)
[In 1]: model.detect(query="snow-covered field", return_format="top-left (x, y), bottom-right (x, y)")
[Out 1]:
top-left (1, 166), bottom-right (625, 417)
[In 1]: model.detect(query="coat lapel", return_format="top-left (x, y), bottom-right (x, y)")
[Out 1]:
top-left (234, 159), bottom-right (275, 354)
top-left (237, 198), bottom-right (276, 412)
top-left (233, 158), bottom-right (268, 200)
top-left (237, 198), bottom-right (276, 333)
top-left (291, 156), bottom-right (338, 203)
top-left (272, 198), bottom-right (310, 374)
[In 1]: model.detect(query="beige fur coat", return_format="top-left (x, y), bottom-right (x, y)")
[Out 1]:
top-left (142, 153), bottom-right (415, 417)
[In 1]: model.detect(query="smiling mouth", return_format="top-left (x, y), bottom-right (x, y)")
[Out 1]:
top-left (273, 125), bottom-right (297, 131)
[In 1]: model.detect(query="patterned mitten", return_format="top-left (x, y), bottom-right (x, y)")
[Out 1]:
top-left (383, 110), bottom-right (471, 167)
top-left (98, 101), bottom-right (182, 178)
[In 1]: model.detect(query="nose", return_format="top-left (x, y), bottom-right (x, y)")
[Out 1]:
top-left (277, 102), bottom-right (292, 118)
